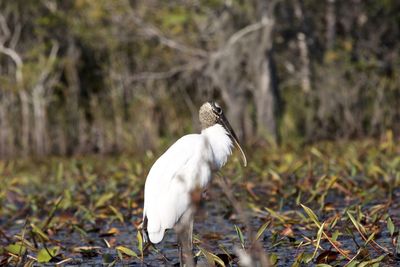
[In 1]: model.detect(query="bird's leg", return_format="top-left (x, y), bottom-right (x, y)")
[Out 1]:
top-left (188, 216), bottom-right (195, 264)
top-left (177, 212), bottom-right (195, 267)
top-left (150, 244), bottom-right (172, 263)
top-left (141, 216), bottom-right (149, 244)
top-left (178, 238), bottom-right (183, 267)
top-left (178, 227), bottom-right (189, 267)
top-left (188, 216), bottom-right (193, 251)
top-left (140, 217), bottom-right (171, 263)
top-left (140, 216), bottom-right (153, 255)
top-left (178, 231), bottom-right (194, 267)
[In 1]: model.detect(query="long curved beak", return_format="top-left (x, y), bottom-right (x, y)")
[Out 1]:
top-left (219, 114), bottom-right (247, 167)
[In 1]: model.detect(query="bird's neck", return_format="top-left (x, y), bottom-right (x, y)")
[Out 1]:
top-left (201, 124), bottom-right (233, 170)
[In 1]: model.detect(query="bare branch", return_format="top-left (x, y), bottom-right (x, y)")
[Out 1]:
top-left (215, 0), bottom-right (279, 56)
top-left (226, 19), bottom-right (272, 48)
top-left (41, 0), bottom-right (58, 13)
top-left (0, 13), bottom-right (11, 44)
top-left (0, 11), bottom-right (24, 85)
top-left (128, 61), bottom-right (204, 83)
top-left (37, 41), bottom-right (60, 85)
top-left (9, 23), bottom-right (22, 49)
top-left (129, 14), bottom-right (207, 58)
top-left (0, 43), bottom-right (23, 84)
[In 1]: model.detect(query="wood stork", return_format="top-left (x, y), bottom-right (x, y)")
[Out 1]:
top-left (141, 101), bottom-right (247, 265)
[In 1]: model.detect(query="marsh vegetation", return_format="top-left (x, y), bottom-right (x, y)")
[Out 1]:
top-left (1, 136), bottom-right (399, 266)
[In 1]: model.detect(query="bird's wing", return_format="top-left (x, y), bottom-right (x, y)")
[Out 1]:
top-left (143, 134), bottom-right (211, 243)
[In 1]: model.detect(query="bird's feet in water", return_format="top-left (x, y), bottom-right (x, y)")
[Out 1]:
top-left (172, 253), bottom-right (198, 267)
top-left (141, 240), bottom-right (173, 263)
top-left (152, 245), bottom-right (173, 263)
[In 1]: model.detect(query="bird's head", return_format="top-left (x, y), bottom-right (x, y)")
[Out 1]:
top-left (199, 101), bottom-right (247, 167)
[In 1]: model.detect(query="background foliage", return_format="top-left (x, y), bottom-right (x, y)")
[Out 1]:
top-left (0, 0), bottom-right (399, 158)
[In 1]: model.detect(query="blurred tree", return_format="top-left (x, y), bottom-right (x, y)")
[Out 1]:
top-left (0, 0), bottom-right (399, 158)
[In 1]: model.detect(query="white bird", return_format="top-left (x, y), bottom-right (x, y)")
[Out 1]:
top-left (141, 101), bottom-right (247, 265)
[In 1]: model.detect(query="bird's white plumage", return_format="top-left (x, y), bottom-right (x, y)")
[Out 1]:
top-left (143, 124), bottom-right (233, 243)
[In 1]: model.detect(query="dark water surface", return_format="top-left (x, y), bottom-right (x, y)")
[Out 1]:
top-left (2, 187), bottom-right (400, 266)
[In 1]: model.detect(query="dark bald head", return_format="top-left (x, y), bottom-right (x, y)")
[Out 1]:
top-left (199, 102), bottom-right (223, 129)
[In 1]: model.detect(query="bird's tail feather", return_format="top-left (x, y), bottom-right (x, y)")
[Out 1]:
top-left (148, 230), bottom-right (165, 244)
top-left (140, 216), bottom-right (164, 244)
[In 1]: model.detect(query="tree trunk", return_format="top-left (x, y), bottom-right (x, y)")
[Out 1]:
top-left (253, 2), bottom-right (280, 143)
top-left (18, 90), bottom-right (30, 156)
top-left (0, 92), bottom-right (11, 158)
top-left (294, 0), bottom-right (312, 93)
top-left (220, 88), bottom-right (248, 142)
top-left (254, 50), bottom-right (280, 142)
top-left (326, 0), bottom-right (336, 51)
top-left (110, 87), bottom-right (123, 153)
top-left (65, 39), bottom-right (81, 155)
top-left (32, 85), bottom-right (47, 156)
top-left (293, 0), bottom-right (315, 139)
top-left (206, 50), bottom-right (252, 143)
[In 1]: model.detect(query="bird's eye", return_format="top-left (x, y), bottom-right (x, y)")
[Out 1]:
top-left (214, 106), bottom-right (222, 115)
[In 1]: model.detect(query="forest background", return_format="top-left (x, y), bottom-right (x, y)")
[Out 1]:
top-left (0, 0), bottom-right (399, 158)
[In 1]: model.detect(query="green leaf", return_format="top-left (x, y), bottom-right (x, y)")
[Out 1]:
top-left (95, 192), bottom-right (114, 208)
top-left (331, 230), bottom-right (340, 242)
top-left (301, 204), bottom-right (321, 227)
top-left (201, 248), bottom-right (215, 266)
top-left (31, 223), bottom-right (49, 241)
top-left (136, 230), bottom-right (143, 256)
top-left (347, 212), bottom-right (366, 234)
top-left (210, 253), bottom-right (225, 267)
top-left (109, 205), bottom-right (124, 223)
top-left (56, 162), bottom-right (63, 180)
top-left (5, 243), bottom-right (26, 256)
top-left (198, 246), bottom-right (225, 267)
top-left (255, 221), bottom-right (270, 241)
top-left (116, 246), bottom-right (138, 258)
top-left (302, 253), bottom-right (314, 263)
top-left (358, 254), bottom-right (386, 267)
top-left (346, 260), bottom-right (360, 267)
top-left (265, 207), bottom-right (288, 223)
top-left (310, 147), bottom-right (324, 159)
top-left (387, 216), bottom-right (395, 236)
top-left (234, 225), bottom-right (245, 249)
top-left (269, 253), bottom-right (278, 265)
top-left (312, 222), bottom-right (325, 259)
top-left (365, 232), bottom-right (376, 245)
top-left (37, 246), bottom-right (59, 263)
